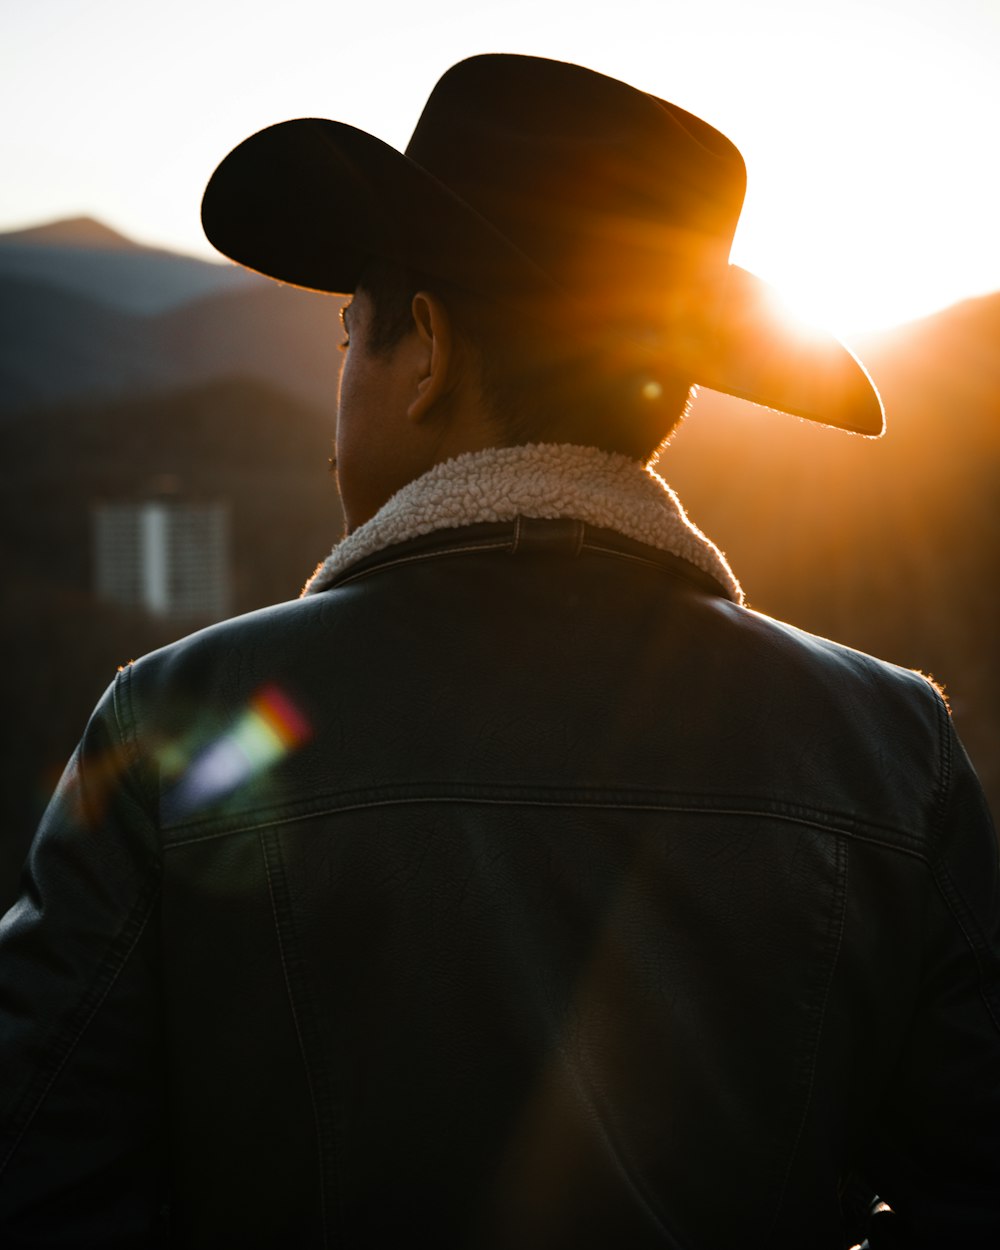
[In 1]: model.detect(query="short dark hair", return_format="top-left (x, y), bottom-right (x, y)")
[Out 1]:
top-left (356, 257), bottom-right (694, 462)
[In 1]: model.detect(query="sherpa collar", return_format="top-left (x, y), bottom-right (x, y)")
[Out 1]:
top-left (302, 443), bottom-right (742, 604)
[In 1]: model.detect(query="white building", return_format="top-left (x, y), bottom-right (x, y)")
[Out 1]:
top-left (92, 499), bottom-right (230, 621)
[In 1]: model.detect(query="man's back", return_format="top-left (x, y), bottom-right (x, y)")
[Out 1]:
top-left (4, 475), bottom-right (996, 1247)
top-left (3, 52), bottom-right (999, 1248)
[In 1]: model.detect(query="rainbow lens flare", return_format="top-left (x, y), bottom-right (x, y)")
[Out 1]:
top-left (163, 684), bottom-right (311, 821)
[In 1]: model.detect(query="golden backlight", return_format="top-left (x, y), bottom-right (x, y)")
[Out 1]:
top-left (730, 212), bottom-right (941, 340)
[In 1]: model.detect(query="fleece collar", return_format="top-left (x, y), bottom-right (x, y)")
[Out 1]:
top-left (302, 443), bottom-right (742, 604)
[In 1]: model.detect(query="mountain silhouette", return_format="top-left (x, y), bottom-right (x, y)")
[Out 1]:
top-left (0, 273), bottom-right (171, 411)
top-left (0, 218), bottom-right (343, 413)
top-left (0, 216), bottom-right (147, 250)
top-left (0, 215), bottom-right (261, 316)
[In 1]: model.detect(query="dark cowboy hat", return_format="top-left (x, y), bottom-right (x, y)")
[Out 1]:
top-left (202, 54), bottom-right (884, 435)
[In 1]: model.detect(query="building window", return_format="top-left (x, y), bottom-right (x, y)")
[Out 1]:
top-left (92, 500), bottom-right (230, 621)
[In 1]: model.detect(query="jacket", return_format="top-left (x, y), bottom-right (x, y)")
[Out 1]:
top-left (1, 444), bottom-right (999, 1249)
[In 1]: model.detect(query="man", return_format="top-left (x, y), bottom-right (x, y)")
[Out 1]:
top-left (1, 54), bottom-right (998, 1250)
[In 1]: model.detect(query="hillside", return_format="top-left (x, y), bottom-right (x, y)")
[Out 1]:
top-left (0, 273), bottom-right (172, 410)
top-left (0, 217), bottom-right (148, 250)
top-left (0, 214), bottom-right (260, 315)
top-left (0, 265), bottom-right (343, 414)
top-left (154, 282), bottom-right (344, 410)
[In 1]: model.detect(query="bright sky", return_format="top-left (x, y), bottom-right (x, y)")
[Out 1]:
top-left (3, 0), bottom-right (999, 334)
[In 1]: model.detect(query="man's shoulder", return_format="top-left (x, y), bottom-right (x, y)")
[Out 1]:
top-left (738, 603), bottom-right (944, 703)
top-left (127, 595), bottom-right (326, 687)
top-left (712, 599), bottom-right (952, 775)
top-left (111, 595), bottom-right (333, 745)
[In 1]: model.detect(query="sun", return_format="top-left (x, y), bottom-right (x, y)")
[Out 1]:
top-left (729, 212), bottom-right (936, 339)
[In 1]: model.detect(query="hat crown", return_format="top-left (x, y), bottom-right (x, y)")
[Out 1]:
top-left (405, 55), bottom-right (747, 293)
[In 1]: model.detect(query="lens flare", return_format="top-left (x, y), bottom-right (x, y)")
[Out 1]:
top-left (163, 685), bottom-right (311, 822)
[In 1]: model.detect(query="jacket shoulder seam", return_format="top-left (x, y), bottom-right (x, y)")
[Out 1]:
top-left (112, 665), bottom-right (158, 815)
top-left (160, 789), bottom-right (938, 856)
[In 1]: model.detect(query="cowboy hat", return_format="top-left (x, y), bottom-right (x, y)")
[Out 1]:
top-left (202, 54), bottom-right (883, 435)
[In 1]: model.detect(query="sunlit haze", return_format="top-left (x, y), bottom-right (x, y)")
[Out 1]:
top-left (3, 0), bottom-right (999, 335)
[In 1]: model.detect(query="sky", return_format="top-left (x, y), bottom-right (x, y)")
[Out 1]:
top-left (3, 0), bottom-right (999, 335)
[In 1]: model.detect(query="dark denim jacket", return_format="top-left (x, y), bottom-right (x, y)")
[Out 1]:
top-left (2, 518), bottom-right (998, 1248)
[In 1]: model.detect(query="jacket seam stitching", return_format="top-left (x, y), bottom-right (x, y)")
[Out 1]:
top-left (332, 540), bottom-right (512, 586)
top-left (768, 833), bottom-right (849, 1232)
top-left (930, 864), bottom-right (1000, 1034)
top-left (163, 797), bottom-right (928, 853)
top-left (322, 526), bottom-right (725, 595)
top-left (583, 540), bottom-right (723, 592)
top-left (113, 665), bottom-right (158, 814)
top-left (260, 831), bottom-right (332, 1246)
top-left (0, 883), bottom-right (159, 1179)
top-left (168, 799), bottom-right (852, 846)
top-left (930, 689), bottom-right (953, 843)
top-left (112, 667), bottom-right (139, 772)
top-left (925, 693), bottom-right (1000, 1031)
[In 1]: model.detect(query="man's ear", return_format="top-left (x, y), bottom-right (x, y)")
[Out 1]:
top-left (407, 291), bottom-right (455, 423)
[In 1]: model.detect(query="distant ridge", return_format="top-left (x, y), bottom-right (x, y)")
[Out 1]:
top-left (0, 216), bottom-right (147, 251)
top-left (0, 266), bottom-right (341, 415)
top-left (0, 214), bottom-right (262, 318)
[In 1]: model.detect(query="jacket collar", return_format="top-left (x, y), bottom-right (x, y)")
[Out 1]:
top-left (303, 443), bottom-right (742, 604)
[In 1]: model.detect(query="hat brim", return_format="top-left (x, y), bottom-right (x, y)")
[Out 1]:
top-left (202, 118), bottom-right (884, 437)
top-left (202, 119), bottom-right (560, 300)
top-left (698, 264), bottom-right (884, 435)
